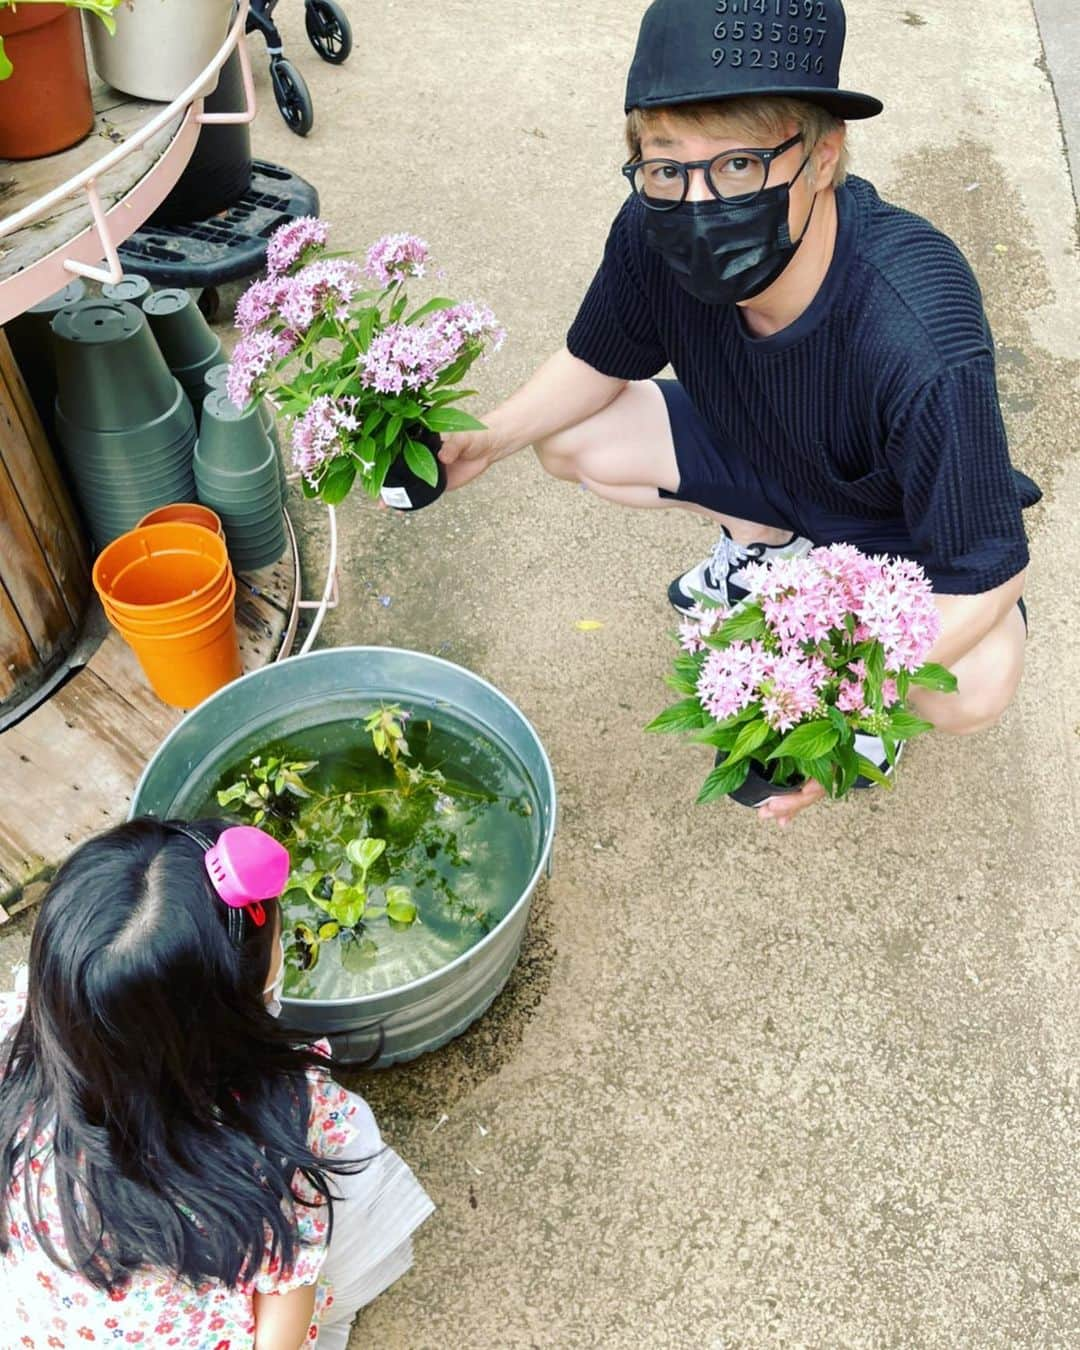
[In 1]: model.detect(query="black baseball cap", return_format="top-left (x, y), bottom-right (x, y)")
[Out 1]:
top-left (625, 0), bottom-right (883, 121)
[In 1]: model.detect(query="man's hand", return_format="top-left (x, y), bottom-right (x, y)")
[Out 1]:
top-left (438, 426), bottom-right (502, 491)
top-left (756, 778), bottom-right (827, 827)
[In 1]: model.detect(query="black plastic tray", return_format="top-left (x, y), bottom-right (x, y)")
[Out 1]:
top-left (117, 161), bottom-right (320, 289)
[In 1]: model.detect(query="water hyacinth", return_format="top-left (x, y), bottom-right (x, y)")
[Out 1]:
top-left (649, 545), bottom-right (958, 804)
top-left (227, 219), bottom-right (502, 505)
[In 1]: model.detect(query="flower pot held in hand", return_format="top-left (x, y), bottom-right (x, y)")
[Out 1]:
top-left (0, 6), bottom-right (94, 159)
top-left (143, 289), bottom-right (222, 418)
top-left (380, 427), bottom-right (447, 512)
top-left (715, 750), bottom-right (806, 810)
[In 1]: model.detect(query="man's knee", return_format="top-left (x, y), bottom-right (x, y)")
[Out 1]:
top-left (936, 656), bottom-right (1024, 736)
top-left (533, 427), bottom-right (583, 481)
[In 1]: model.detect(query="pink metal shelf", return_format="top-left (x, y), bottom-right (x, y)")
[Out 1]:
top-left (0, 1), bottom-right (255, 325)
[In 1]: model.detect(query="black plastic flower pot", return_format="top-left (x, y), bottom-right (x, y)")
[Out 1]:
top-left (379, 428), bottom-right (446, 512)
top-left (716, 751), bottom-right (806, 809)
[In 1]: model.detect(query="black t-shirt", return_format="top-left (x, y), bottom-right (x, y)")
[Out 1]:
top-left (566, 175), bottom-right (1040, 594)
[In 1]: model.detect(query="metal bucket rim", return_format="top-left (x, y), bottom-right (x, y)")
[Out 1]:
top-left (131, 645), bottom-right (558, 1010)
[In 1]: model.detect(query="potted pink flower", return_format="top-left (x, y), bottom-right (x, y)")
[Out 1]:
top-left (227, 219), bottom-right (504, 511)
top-left (648, 544), bottom-right (958, 806)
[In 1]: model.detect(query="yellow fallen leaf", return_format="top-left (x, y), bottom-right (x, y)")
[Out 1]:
top-left (574, 619), bottom-right (604, 631)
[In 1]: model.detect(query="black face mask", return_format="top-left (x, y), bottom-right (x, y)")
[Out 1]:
top-left (642, 158), bottom-right (815, 305)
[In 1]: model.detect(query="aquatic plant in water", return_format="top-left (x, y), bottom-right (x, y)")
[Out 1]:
top-left (215, 707), bottom-right (515, 985)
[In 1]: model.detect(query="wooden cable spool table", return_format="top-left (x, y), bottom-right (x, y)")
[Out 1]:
top-left (0, 5), bottom-right (314, 908)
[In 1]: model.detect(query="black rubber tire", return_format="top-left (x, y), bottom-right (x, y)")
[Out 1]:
top-left (305, 0), bottom-right (352, 64)
top-left (271, 58), bottom-right (315, 137)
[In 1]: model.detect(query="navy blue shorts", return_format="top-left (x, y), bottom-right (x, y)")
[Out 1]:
top-left (655, 379), bottom-right (1028, 630)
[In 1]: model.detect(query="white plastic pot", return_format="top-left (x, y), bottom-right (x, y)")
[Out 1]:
top-left (87, 0), bottom-right (234, 102)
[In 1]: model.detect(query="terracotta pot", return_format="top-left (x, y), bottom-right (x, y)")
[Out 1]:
top-left (0, 6), bottom-right (94, 159)
top-left (137, 502), bottom-right (224, 538)
top-left (92, 521), bottom-right (229, 620)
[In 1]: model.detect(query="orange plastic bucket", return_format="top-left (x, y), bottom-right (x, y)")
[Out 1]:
top-left (136, 502), bottom-right (225, 539)
top-left (93, 522), bottom-right (229, 620)
top-left (104, 569), bottom-right (233, 637)
top-left (119, 580), bottom-right (242, 709)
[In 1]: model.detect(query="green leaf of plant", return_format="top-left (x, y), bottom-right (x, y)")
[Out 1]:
top-left (216, 782), bottom-right (248, 807)
top-left (766, 719), bottom-right (839, 762)
top-left (909, 662), bottom-right (957, 693)
top-left (345, 837), bottom-right (387, 872)
top-left (803, 755), bottom-right (835, 794)
top-left (696, 757), bottom-right (751, 803)
top-left (825, 704), bottom-right (853, 741)
top-left (725, 717), bottom-right (772, 766)
top-left (405, 296), bottom-right (456, 325)
top-left (834, 740), bottom-right (860, 797)
top-left (384, 413), bottom-right (403, 449)
top-left (318, 922), bottom-right (340, 940)
top-left (385, 886), bottom-right (418, 925)
top-left (328, 881), bottom-right (366, 929)
top-left (708, 603), bottom-right (766, 645)
top-left (319, 457), bottom-right (356, 506)
top-left (855, 755), bottom-right (893, 788)
top-left (0, 38), bottom-right (13, 81)
top-left (402, 437), bottom-right (439, 487)
top-left (645, 697), bottom-right (706, 735)
top-left (888, 710), bottom-right (935, 739)
top-left (422, 406), bottom-right (486, 434)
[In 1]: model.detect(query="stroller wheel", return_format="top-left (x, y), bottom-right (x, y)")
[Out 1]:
top-left (305, 0), bottom-right (352, 64)
top-left (271, 58), bottom-right (314, 136)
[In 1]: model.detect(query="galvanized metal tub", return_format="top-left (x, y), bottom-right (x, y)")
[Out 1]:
top-left (130, 646), bottom-right (556, 1066)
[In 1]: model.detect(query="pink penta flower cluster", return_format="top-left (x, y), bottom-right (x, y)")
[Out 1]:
top-left (697, 641), bottom-right (828, 732)
top-left (226, 330), bottom-right (296, 408)
top-left (290, 396), bottom-right (362, 479)
top-left (428, 302), bottom-right (506, 354)
top-left (738, 544), bottom-right (940, 671)
top-left (358, 322), bottom-right (462, 395)
top-left (678, 543), bottom-right (942, 736)
top-left (279, 258), bottom-right (364, 332)
top-left (364, 233), bottom-right (429, 285)
top-left (265, 215), bottom-right (330, 276)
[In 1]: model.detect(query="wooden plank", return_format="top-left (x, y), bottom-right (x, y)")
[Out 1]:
top-left (0, 80), bottom-right (183, 281)
top-left (0, 334), bottom-right (89, 601)
top-left (0, 575), bottom-right (33, 702)
top-left (0, 429), bottom-right (74, 662)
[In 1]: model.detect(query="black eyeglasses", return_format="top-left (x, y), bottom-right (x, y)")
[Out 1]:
top-left (622, 132), bottom-right (804, 211)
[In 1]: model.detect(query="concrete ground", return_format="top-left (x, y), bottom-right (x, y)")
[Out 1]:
top-left (5, 1), bottom-right (1080, 1345)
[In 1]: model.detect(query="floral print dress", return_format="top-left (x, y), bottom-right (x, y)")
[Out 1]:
top-left (0, 990), bottom-right (362, 1350)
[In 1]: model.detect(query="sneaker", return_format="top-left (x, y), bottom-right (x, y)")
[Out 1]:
top-left (668, 526), bottom-right (812, 615)
top-left (852, 732), bottom-right (904, 789)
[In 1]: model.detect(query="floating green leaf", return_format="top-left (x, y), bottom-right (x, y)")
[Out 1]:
top-left (386, 886), bottom-right (418, 925)
top-left (346, 837), bottom-right (387, 872)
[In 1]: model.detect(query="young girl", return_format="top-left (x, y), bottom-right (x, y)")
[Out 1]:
top-left (0, 817), bottom-right (433, 1350)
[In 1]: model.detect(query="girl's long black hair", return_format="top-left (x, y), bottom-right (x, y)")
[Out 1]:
top-left (0, 817), bottom-right (368, 1291)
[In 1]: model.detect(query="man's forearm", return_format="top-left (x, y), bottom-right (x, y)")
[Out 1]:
top-left (926, 569), bottom-right (1026, 669)
top-left (485, 347), bottom-right (628, 460)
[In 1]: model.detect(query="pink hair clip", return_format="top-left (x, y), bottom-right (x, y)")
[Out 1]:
top-left (202, 826), bottom-right (291, 929)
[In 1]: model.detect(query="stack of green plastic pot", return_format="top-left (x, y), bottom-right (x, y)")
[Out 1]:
top-left (51, 299), bottom-right (197, 549)
top-left (195, 388), bottom-right (286, 571)
top-left (6, 279), bottom-right (87, 448)
top-left (143, 289), bottom-right (223, 423)
top-left (205, 361), bottom-right (288, 494)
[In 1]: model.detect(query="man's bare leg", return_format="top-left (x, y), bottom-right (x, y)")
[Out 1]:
top-left (533, 379), bottom-right (793, 547)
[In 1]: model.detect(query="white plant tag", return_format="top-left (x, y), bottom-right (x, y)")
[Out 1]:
top-left (380, 486), bottom-right (412, 509)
